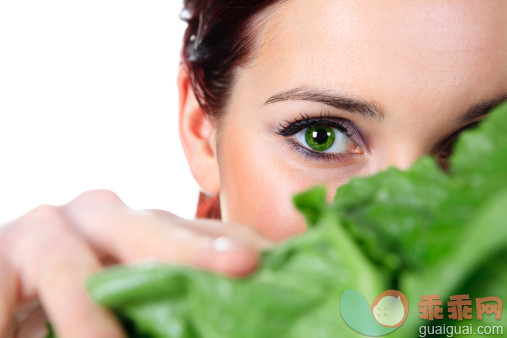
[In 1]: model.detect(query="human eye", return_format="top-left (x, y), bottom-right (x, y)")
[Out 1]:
top-left (435, 121), bottom-right (480, 171)
top-left (276, 112), bottom-right (364, 161)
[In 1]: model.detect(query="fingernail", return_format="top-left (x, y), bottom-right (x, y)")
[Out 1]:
top-left (212, 236), bottom-right (241, 252)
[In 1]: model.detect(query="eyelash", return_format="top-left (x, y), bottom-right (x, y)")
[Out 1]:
top-left (276, 112), bottom-right (360, 161)
top-left (436, 121), bottom-right (480, 170)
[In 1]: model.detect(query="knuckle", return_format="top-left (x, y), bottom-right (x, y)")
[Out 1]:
top-left (26, 204), bottom-right (62, 223)
top-left (72, 189), bottom-right (124, 209)
top-left (1, 204), bottom-right (65, 255)
top-left (7, 205), bottom-right (64, 234)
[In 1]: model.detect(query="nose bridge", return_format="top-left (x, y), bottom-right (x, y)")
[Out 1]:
top-left (374, 141), bottom-right (431, 172)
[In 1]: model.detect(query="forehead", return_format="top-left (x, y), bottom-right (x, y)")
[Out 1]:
top-left (239, 0), bottom-right (506, 117)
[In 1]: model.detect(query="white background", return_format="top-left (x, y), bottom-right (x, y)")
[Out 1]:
top-left (0, 1), bottom-right (200, 225)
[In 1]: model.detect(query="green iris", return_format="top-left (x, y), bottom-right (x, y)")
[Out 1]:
top-left (305, 126), bottom-right (335, 151)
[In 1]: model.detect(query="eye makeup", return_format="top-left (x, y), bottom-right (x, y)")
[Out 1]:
top-left (435, 121), bottom-right (480, 170)
top-left (275, 111), bottom-right (365, 162)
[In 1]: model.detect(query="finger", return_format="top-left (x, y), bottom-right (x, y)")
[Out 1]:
top-left (63, 190), bottom-right (271, 277)
top-left (142, 208), bottom-right (275, 250)
top-left (0, 253), bottom-right (17, 335)
top-left (15, 306), bottom-right (47, 338)
top-left (5, 205), bottom-right (124, 338)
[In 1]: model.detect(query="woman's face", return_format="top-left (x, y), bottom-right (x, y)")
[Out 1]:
top-left (213, 0), bottom-right (507, 241)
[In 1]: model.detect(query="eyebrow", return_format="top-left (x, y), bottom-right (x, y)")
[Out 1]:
top-left (264, 86), bottom-right (506, 125)
top-left (459, 95), bottom-right (507, 124)
top-left (263, 86), bottom-right (385, 121)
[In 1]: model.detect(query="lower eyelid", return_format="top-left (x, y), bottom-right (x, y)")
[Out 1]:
top-left (284, 138), bottom-right (349, 162)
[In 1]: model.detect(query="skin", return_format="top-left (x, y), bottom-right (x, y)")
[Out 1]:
top-left (0, 0), bottom-right (505, 336)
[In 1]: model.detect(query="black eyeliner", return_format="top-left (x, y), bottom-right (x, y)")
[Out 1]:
top-left (276, 112), bottom-right (351, 137)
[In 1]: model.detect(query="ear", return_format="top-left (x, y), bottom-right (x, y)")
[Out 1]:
top-left (178, 64), bottom-right (220, 195)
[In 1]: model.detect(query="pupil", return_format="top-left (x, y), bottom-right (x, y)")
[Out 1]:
top-left (312, 129), bottom-right (329, 144)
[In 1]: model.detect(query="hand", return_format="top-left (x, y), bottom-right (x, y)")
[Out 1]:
top-left (0, 190), bottom-right (273, 338)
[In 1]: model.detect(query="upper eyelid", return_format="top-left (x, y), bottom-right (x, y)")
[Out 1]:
top-left (432, 121), bottom-right (480, 154)
top-left (276, 115), bottom-right (353, 137)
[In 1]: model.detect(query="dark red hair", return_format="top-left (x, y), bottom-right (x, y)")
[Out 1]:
top-left (179, 0), bottom-right (283, 219)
